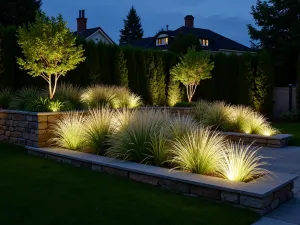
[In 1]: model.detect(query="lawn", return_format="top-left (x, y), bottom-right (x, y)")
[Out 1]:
top-left (273, 122), bottom-right (300, 146)
top-left (0, 143), bottom-right (259, 225)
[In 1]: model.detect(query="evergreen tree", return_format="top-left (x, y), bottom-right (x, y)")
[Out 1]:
top-left (248, 0), bottom-right (300, 85)
top-left (0, 0), bottom-right (42, 27)
top-left (119, 6), bottom-right (144, 45)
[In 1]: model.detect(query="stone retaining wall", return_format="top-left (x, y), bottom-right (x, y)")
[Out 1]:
top-left (0, 108), bottom-right (292, 148)
top-left (0, 110), bottom-right (66, 147)
top-left (27, 146), bottom-right (298, 215)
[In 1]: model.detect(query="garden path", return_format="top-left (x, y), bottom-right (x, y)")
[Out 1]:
top-left (253, 146), bottom-right (300, 225)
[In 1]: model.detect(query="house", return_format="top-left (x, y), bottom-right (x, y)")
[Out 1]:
top-left (128, 15), bottom-right (254, 54)
top-left (74, 10), bottom-right (114, 44)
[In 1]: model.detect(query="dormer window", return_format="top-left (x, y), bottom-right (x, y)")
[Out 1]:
top-left (156, 37), bottom-right (169, 46)
top-left (200, 39), bottom-right (209, 46)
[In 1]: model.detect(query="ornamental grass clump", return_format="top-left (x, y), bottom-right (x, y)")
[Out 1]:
top-left (192, 100), bottom-right (210, 122)
top-left (9, 86), bottom-right (43, 110)
top-left (84, 108), bottom-right (115, 154)
top-left (0, 87), bottom-right (13, 109)
top-left (106, 109), bottom-right (166, 164)
top-left (202, 101), bottom-right (233, 130)
top-left (112, 108), bottom-right (136, 132)
top-left (230, 105), bottom-right (253, 133)
top-left (219, 142), bottom-right (270, 182)
top-left (54, 83), bottom-right (83, 109)
top-left (114, 87), bottom-right (143, 108)
top-left (170, 127), bottom-right (226, 175)
top-left (50, 112), bottom-right (86, 150)
top-left (149, 132), bottom-right (169, 166)
top-left (81, 85), bottom-right (119, 109)
top-left (164, 114), bottom-right (199, 139)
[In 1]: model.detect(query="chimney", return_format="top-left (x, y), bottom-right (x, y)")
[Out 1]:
top-left (184, 15), bottom-right (194, 28)
top-left (77, 10), bottom-right (87, 33)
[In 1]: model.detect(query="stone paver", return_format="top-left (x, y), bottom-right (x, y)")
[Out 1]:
top-left (253, 217), bottom-right (298, 225)
top-left (253, 146), bottom-right (300, 225)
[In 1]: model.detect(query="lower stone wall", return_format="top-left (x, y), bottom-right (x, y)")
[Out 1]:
top-left (27, 148), bottom-right (295, 215)
top-left (0, 110), bottom-right (65, 147)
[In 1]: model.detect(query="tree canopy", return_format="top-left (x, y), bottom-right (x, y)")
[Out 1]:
top-left (119, 6), bottom-right (144, 45)
top-left (0, 0), bottom-right (41, 27)
top-left (170, 47), bottom-right (214, 102)
top-left (17, 12), bottom-right (85, 99)
top-left (169, 33), bottom-right (202, 54)
top-left (247, 0), bottom-right (300, 85)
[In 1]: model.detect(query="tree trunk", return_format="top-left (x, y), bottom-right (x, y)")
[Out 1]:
top-left (48, 74), bottom-right (59, 100)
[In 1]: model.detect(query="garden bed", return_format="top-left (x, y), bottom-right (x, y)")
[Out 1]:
top-left (0, 108), bottom-right (292, 148)
top-left (26, 146), bottom-right (298, 215)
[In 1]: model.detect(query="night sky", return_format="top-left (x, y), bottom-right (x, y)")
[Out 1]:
top-left (42, 0), bottom-right (257, 46)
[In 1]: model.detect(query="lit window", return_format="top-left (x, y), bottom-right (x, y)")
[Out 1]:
top-left (156, 37), bottom-right (169, 46)
top-left (200, 39), bottom-right (209, 46)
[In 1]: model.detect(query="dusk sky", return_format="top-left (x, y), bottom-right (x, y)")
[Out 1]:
top-left (42, 0), bottom-right (257, 46)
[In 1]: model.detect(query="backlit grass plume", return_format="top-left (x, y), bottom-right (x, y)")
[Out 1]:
top-left (219, 142), bottom-right (270, 182)
top-left (170, 127), bottom-right (226, 175)
top-left (106, 109), bottom-right (165, 163)
top-left (84, 108), bottom-right (115, 154)
top-left (50, 112), bottom-right (86, 150)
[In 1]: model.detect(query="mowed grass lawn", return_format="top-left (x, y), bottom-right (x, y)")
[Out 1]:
top-left (273, 122), bottom-right (300, 146)
top-left (0, 143), bottom-right (259, 225)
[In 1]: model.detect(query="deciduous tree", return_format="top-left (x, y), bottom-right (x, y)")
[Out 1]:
top-left (17, 13), bottom-right (85, 99)
top-left (170, 47), bottom-right (214, 103)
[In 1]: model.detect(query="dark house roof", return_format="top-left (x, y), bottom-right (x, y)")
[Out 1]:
top-left (128, 26), bottom-right (252, 53)
top-left (74, 27), bottom-right (115, 44)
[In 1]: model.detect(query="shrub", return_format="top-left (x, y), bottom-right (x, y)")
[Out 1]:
top-left (9, 86), bottom-right (43, 110)
top-left (81, 85), bottom-right (119, 109)
top-left (54, 83), bottom-right (83, 109)
top-left (219, 142), bottom-right (270, 182)
top-left (106, 109), bottom-right (166, 163)
top-left (170, 127), bottom-right (226, 175)
top-left (24, 96), bottom-right (70, 112)
top-left (280, 110), bottom-right (299, 121)
top-left (50, 112), bottom-right (86, 150)
top-left (84, 108), bottom-right (115, 154)
top-left (0, 87), bottom-right (13, 109)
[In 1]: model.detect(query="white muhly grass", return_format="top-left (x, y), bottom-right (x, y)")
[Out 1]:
top-left (81, 85), bottom-right (118, 109)
top-left (164, 114), bottom-right (199, 139)
top-left (50, 112), bottom-right (86, 150)
top-left (84, 108), bottom-right (115, 153)
top-left (113, 87), bottom-right (143, 108)
top-left (106, 109), bottom-right (166, 163)
top-left (192, 99), bottom-right (210, 122)
top-left (219, 142), bottom-right (270, 182)
top-left (203, 101), bottom-right (233, 131)
top-left (170, 127), bottom-right (226, 175)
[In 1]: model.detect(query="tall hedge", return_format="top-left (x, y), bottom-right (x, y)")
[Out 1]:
top-left (0, 29), bottom-right (275, 112)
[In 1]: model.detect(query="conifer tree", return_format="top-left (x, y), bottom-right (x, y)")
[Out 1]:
top-left (119, 6), bottom-right (144, 45)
